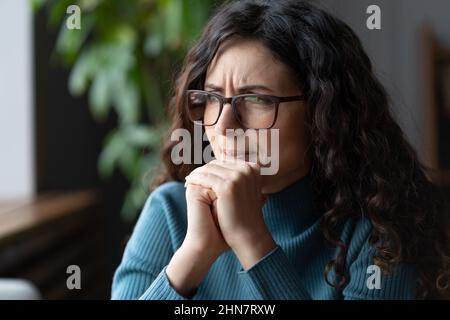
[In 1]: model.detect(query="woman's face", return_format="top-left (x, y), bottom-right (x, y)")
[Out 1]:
top-left (204, 38), bottom-right (311, 193)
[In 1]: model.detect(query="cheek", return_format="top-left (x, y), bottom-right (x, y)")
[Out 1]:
top-left (205, 127), bottom-right (217, 149)
top-left (276, 115), bottom-right (309, 171)
top-left (279, 135), bottom-right (306, 170)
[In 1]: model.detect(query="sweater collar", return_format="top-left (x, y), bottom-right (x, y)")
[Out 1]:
top-left (262, 172), bottom-right (319, 238)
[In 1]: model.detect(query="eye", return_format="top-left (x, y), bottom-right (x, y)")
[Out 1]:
top-left (243, 95), bottom-right (272, 105)
top-left (191, 93), bottom-right (206, 103)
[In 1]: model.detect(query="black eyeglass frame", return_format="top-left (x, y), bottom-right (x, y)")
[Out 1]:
top-left (185, 89), bottom-right (305, 129)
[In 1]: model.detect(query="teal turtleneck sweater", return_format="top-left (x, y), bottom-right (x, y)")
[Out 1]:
top-left (111, 174), bottom-right (417, 300)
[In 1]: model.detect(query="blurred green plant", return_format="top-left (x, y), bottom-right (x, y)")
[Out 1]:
top-left (33, 0), bottom-right (215, 221)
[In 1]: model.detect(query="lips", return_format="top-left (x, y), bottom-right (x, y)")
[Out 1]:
top-left (217, 146), bottom-right (252, 160)
top-left (223, 149), bottom-right (249, 157)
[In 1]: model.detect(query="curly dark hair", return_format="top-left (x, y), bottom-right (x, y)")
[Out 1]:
top-left (153, 0), bottom-right (450, 298)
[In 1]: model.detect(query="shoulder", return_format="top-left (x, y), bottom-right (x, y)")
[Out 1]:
top-left (343, 217), bottom-right (398, 271)
top-left (147, 181), bottom-right (186, 206)
top-left (142, 181), bottom-right (187, 219)
top-left (343, 217), bottom-right (417, 299)
top-left (131, 181), bottom-right (187, 247)
top-left (340, 217), bottom-right (374, 258)
top-left (113, 181), bottom-right (188, 290)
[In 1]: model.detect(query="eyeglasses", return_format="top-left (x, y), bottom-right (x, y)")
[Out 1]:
top-left (185, 90), bottom-right (305, 129)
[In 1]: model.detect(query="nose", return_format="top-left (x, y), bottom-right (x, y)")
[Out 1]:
top-left (214, 101), bottom-right (241, 136)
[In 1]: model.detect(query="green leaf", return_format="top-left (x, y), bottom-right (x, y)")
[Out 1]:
top-left (48, 0), bottom-right (76, 28)
top-left (31, 0), bottom-right (47, 13)
top-left (55, 14), bottom-right (94, 65)
top-left (37, 0), bottom-right (219, 222)
top-left (121, 185), bottom-right (148, 222)
top-left (182, 0), bottom-right (212, 42)
top-left (79, 0), bottom-right (103, 11)
top-left (144, 33), bottom-right (164, 57)
top-left (138, 150), bottom-right (161, 188)
top-left (144, 13), bottom-right (164, 57)
top-left (120, 150), bottom-right (161, 221)
top-left (109, 23), bottom-right (137, 49)
top-left (163, 0), bottom-right (183, 50)
top-left (98, 130), bottom-right (125, 178)
top-left (140, 65), bottom-right (164, 122)
top-left (68, 46), bottom-right (98, 95)
top-left (113, 78), bottom-right (140, 125)
top-left (117, 145), bottom-right (139, 180)
top-left (122, 125), bottom-right (162, 147)
top-left (89, 71), bottom-right (111, 121)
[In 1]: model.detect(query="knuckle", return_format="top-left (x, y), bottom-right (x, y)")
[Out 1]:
top-left (223, 180), bottom-right (235, 192)
top-left (230, 171), bottom-right (240, 181)
top-left (243, 164), bottom-right (253, 176)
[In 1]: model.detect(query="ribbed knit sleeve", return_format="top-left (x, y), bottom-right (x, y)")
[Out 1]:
top-left (238, 245), bottom-right (312, 300)
top-left (238, 221), bottom-right (416, 300)
top-left (111, 184), bottom-right (192, 300)
top-left (139, 266), bottom-right (190, 300)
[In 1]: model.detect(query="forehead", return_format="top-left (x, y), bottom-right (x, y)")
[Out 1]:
top-left (205, 38), bottom-right (293, 86)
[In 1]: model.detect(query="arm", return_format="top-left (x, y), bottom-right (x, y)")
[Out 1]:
top-left (237, 246), bottom-right (312, 300)
top-left (112, 182), bottom-right (225, 300)
top-left (140, 244), bottom-right (217, 300)
top-left (235, 223), bottom-right (417, 300)
top-left (111, 191), bottom-right (183, 299)
top-left (235, 239), bottom-right (416, 300)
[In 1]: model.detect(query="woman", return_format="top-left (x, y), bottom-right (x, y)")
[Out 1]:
top-left (111, 0), bottom-right (449, 299)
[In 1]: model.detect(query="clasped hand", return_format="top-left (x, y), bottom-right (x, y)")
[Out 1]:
top-left (184, 159), bottom-right (276, 269)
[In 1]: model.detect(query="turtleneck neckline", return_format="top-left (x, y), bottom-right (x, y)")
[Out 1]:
top-left (262, 172), bottom-right (318, 238)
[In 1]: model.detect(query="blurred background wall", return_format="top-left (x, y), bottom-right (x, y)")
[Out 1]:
top-left (317, 0), bottom-right (450, 154)
top-left (0, 1), bottom-right (34, 199)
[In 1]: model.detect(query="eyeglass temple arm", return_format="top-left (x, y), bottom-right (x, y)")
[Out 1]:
top-left (279, 95), bottom-right (305, 102)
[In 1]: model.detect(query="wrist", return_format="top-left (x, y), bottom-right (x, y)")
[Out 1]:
top-left (181, 238), bottom-right (223, 262)
top-left (231, 229), bottom-right (277, 270)
top-left (166, 244), bottom-right (217, 297)
top-left (180, 241), bottom-right (220, 264)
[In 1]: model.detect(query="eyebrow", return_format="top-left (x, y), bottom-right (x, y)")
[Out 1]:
top-left (204, 83), bottom-right (274, 94)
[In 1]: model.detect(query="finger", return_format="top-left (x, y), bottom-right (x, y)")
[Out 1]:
top-left (216, 157), bottom-right (251, 166)
top-left (185, 171), bottom-right (227, 194)
top-left (221, 158), bottom-right (261, 175)
top-left (188, 163), bottom-right (235, 184)
top-left (198, 161), bottom-right (236, 178)
top-left (185, 182), bottom-right (218, 203)
top-left (245, 161), bottom-right (260, 174)
top-left (209, 159), bottom-right (242, 170)
top-left (210, 159), bottom-right (260, 177)
top-left (208, 160), bottom-right (263, 193)
top-left (211, 199), bottom-right (219, 227)
top-left (193, 160), bottom-right (255, 182)
top-left (222, 157), bottom-right (259, 168)
top-left (203, 161), bottom-right (257, 187)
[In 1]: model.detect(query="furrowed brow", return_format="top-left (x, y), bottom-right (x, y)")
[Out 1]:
top-left (204, 83), bottom-right (274, 94)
